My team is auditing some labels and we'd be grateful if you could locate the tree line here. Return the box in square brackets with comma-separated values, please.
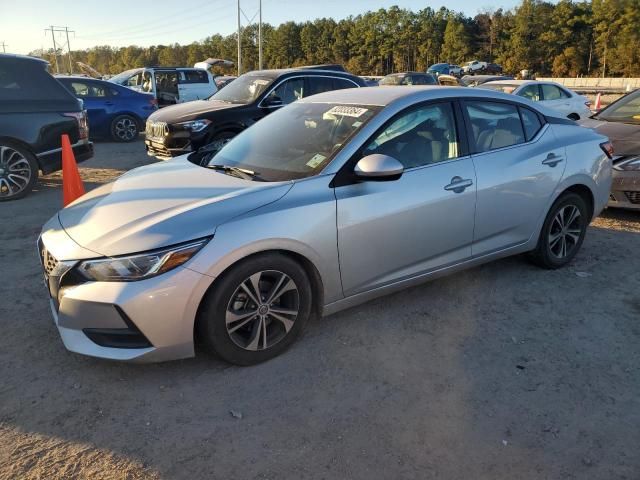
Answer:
[32, 0, 640, 78]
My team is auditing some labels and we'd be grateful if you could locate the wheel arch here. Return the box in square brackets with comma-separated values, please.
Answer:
[193, 247, 326, 342]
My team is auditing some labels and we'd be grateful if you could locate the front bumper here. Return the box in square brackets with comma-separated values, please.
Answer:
[38, 226, 214, 363]
[608, 169, 640, 210]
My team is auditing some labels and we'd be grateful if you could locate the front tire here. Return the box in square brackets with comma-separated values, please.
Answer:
[197, 253, 313, 366]
[111, 115, 139, 142]
[529, 192, 589, 269]
[0, 142, 38, 201]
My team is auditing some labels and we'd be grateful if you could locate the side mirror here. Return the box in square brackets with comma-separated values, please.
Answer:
[262, 97, 283, 108]
[354, 154, 404, 181]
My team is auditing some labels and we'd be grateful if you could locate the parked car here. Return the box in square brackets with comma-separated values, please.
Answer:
[460, 75, 514, 87]
[379, 72, 437, 86]
[360, 76, 383, 86]
[214, 76, 236, 90]
[485, 63, 503, 74]
[57, 76, 158, 142]
[427, 63, 462, 77]
[0, 54, 92, 201]
[39, 86, 612, 364]
[108, 66, 217, 106]
[580, 88, 640, 210]
[462, 60, 488, 74]
[477, 80, 592, 120]
[144, 67, 366, 159]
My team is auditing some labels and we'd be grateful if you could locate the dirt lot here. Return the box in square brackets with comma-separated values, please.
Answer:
[1, 139, 639, 480]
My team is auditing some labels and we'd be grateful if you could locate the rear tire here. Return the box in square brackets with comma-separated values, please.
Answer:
[0, 141, 38, 201]
[110, 115, 139, 142]
[529, 192, 588, 269]
[197, 253, 313, 366]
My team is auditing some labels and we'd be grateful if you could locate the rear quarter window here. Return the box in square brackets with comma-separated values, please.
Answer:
[180, 70, 209, 84]
[0, 62, 73, 102]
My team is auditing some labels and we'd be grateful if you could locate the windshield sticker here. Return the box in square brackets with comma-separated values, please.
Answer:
[352, 121, 363, 128]
[325, 106, 369, 118]
[306, 153, 326, 168]
[253, 79, 271, 85]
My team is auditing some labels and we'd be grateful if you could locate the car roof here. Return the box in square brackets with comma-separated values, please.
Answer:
[0, 53, 48, 65]
[300, 85, 567, 118]
[483, 80, 531, 85]
[244, 68, 356, 78]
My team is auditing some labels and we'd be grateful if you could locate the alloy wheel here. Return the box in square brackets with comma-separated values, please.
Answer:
[225, 270, 300, 351]
[548, 204, 582, 259]
[0, 146, 32, 199]
[115, 117, 137, 141]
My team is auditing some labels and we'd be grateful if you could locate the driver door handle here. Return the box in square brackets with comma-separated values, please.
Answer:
[542, 153, 564, 167]
[444, 176, 473, 193]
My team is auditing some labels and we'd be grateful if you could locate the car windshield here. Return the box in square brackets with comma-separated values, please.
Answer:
[205, 102, 380, 181]
[594, 90, 640, 124]
[379, 75, 404, 86]
[209, 74, 274, 104]
[477, 83, 518, 94]
[108, 69, 140, 84]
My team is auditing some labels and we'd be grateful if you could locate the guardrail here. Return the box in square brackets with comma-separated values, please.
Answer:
[537, 77, 640, 94]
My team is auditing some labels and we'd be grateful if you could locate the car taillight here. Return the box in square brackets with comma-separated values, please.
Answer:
[600, 141, 614, 159]
[64, 111, 89, 140]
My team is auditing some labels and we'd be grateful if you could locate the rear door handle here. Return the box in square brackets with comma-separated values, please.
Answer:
[104, 101, 114, 106]
[444, 176, 473, 193]
[542, 153, 564, 167]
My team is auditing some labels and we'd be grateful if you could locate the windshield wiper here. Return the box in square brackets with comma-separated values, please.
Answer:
[206, 164, 259, 180]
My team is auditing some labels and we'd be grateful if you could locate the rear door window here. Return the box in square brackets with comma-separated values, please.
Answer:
[541, 84, 569, 100]
[332, 78, 358, 90]
[67, 81, 108, 97]
[307, 76, 334, 96]
[465, 101, 526, 152]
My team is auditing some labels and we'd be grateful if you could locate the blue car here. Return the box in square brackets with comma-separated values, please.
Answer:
[56, 76, 158, 142]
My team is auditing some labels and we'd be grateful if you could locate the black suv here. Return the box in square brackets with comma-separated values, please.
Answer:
[144, 67, 366, 159]
[0, 54, 93, 200]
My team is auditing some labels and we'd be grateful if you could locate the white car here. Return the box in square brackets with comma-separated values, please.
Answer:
[478, 80, 592, 120]
[109, 66, 218, 106]
[462, 60, 487, 74]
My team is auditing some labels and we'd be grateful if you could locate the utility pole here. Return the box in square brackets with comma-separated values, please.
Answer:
[44, 26, 75, 74]
[258, 0, 263, 70]
[237, 0, 242, 75]
[237, 1, 263, 74]
[0, 41, 7, 53]
[65, 27, 73, 74]
[45, 26, 60, 73]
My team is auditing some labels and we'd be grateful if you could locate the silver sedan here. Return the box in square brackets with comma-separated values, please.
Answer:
[39, 87, 612, 365]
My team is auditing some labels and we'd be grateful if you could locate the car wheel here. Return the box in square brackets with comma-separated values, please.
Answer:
[111, 115, 139, 142]
[0, 142, 38, 201]
[567, 113, 580, 121]
[197, 253, 313, 365]
[529, 192, 589, 269]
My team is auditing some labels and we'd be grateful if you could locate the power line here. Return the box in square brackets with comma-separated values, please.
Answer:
[237, 0, 263, 74]
[79, 0, 230, 40]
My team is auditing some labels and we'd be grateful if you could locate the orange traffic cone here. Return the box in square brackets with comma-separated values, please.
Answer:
[594, 92, 602, 111]
[61, 134, 85, 206]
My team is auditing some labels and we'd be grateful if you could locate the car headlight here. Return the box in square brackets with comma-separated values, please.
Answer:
[614, 156, 640, 171]
[177, 119, 211, 132]
[77, 238, 209, 282]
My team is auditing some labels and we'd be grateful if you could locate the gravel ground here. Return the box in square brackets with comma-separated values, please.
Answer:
[1, 139, 639, 480]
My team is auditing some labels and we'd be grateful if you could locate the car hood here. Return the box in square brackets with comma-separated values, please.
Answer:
[148, 100, 239, 123]
[57, 157, 292, 257]
[580, 117, 640, 156]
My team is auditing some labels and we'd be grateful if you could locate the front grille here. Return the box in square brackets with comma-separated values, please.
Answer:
[624, 191, 640, 204]
[145, 120, 168, 138]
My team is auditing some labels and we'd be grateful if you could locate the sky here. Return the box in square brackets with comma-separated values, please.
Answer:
[0, 0, 523, 55]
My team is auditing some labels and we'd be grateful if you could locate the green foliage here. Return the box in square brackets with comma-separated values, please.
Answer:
[31, 0, 640, 77]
